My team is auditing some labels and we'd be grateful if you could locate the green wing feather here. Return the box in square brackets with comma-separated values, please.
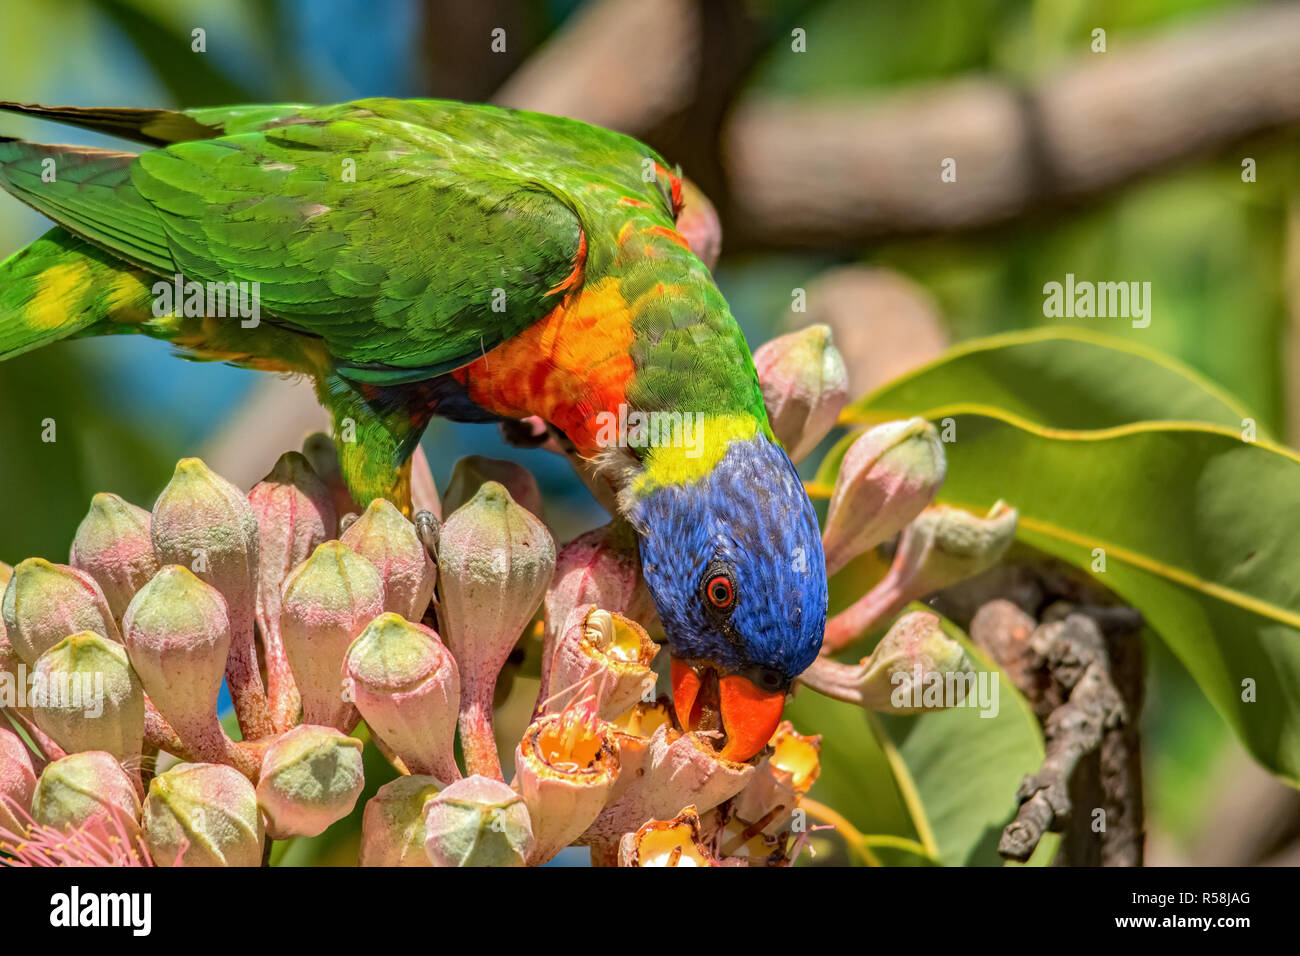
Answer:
[0, 105, 586, 382]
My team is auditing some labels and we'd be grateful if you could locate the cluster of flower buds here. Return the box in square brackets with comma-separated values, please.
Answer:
[756, 326, 1016, 718]
[0, 325, 1019, 867]
[816, 418, 1017, 659]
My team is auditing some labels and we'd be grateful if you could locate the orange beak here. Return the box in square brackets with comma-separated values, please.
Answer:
[671, 658, 787, 763]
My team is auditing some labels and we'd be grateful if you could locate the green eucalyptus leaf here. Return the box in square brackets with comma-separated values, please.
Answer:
[789, 608, 1055, 866]
[816, 407, 1300, 785]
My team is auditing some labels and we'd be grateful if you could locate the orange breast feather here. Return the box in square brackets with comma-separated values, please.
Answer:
[453, 277, 635, 456]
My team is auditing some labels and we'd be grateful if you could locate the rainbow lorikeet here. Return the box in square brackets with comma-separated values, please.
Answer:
[0, 98, 827, 761]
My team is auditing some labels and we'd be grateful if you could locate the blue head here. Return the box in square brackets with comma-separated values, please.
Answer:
[629, 432, 827, 760]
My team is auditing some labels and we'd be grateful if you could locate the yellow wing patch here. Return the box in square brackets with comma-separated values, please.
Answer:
[105, 271, 154, 324]
[25, 261, 92, 331]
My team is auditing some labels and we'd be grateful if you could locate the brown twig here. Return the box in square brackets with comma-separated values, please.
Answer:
[996, 613, 1131, 863]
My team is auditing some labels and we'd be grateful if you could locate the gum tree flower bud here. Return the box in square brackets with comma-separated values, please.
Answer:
[359, 774, 441, 867]
[803, 610, 972, 712]
[345, 613, 460, 785]
[249, 451, 337, 732]
[443, 455, 544, 519]
[618, 806, 719, 867]
[754, 324, 850, 464]
[539, 521, 658, 707]
[340, 499, 436, 621]
[302, 431, 359, 523]
[822, 501, 1017, 653]
[543, 606, 658, 720]
[424, 775, 534, 867]
[0, 725, 37, 837]
[31, 631, 144, 763]
[2, 558, 121, 665]
[256, 724, 365, 839]
[142, 762, 264, 867]
[438, 481, 556, 779]
[677, 178, 722, 271]
[70, 493, 159, 624]
[515, 701, 619, 864]
[280, 542, 385, 732]
[152, 457, 270, 739]
[122, 566, 254, 776]
[31, 751, 140, 835]
[896, 501, 1019, 596]
[822, 418, 946, 575]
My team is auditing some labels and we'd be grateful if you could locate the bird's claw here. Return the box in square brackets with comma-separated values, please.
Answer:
[414, 509, 440, 562]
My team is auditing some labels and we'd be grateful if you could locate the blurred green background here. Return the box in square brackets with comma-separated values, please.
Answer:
[1, 0, 1297, 865]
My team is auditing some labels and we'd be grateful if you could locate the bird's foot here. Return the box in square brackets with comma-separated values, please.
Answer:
[414, 508, 440, 562]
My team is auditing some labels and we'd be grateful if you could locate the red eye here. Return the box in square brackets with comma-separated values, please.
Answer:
[706, 575, 734, 609]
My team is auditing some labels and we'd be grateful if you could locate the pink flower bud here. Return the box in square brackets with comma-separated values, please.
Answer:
[618, 805, 719, 867]
[438, 481, 556, 779]
[514, 701, 619, 864]
[822, 418, 947, 575]
[344, 613, 460, 785]
[804, 610, 972, 712]
[443, 455, 544, 520]
[249, 451, 337, 732]
[340, 499, 436, 621]
[256, 724, 365, 838]
[70, 493, 159, 624]
[143, 762, 264, 867]
[822, 502, 1018, 654]
[543, 606, 658, 720]
[895, 501, 1018, 596]
[122, 566, 244, 769]
[754, 324, 849, 464]
[31, 751, 140, 836]
[2, 558, 120, 665]
[31, 631, 144, 763]
[151, 457, 270, 739]
[677, 178, 722, 271]
[280, 542, 384, 732]
[539, 521, 659, 704]
[0, 724, 37, 838]
[424, 775, 534, 867]
[359, 774, 441, 867]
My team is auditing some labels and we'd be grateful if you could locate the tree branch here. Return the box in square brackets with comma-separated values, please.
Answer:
[723, 2, 1300, 247]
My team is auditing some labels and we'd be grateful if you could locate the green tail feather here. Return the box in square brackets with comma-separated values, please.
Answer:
[0, 101, 222, 147]
[0, 228, 154, 360]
